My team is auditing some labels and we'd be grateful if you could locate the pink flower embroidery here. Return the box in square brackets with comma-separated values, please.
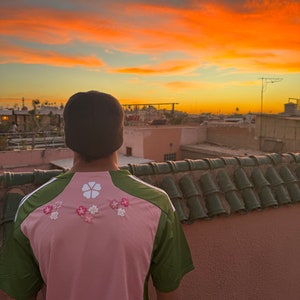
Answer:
[84, 214, 93, 223]
[76, 206, 87, 216]
[120, 198, 129, 207]
[110, 200, 119, 209]
[43, 205, 53, 215]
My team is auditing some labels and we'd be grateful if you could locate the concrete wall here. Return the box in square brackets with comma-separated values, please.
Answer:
[256, 115, 300, 153]
[206, 124, 259, 150]
[121, 126, 205, 162]
[0, 148, 72, 173]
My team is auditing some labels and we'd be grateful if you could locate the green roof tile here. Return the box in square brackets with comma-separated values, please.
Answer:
[2, 152, 300, 228]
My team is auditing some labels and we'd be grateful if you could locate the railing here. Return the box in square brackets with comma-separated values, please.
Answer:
[0, 131, 65, 150]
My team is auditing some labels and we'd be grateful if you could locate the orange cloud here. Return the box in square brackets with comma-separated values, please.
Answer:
[0, 1, 299, 73]
[164, 81, 199, 90]
[0, 43, 104, 67]
[121, 1, 300, 71]
[114, 60, 197, 75]
[0, 6, 126, 45]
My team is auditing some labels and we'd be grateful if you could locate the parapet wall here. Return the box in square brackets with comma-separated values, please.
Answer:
[0, 148, 72, 173]
[206, 124, 259, 150]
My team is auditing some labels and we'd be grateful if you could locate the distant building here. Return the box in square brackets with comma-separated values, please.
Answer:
[282, 98, 300, 117]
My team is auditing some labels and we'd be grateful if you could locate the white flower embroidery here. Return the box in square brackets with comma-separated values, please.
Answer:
[88, 205, 99, 215]
[50, 211, 59, 220]
[82, 182, 101, 199]
[117, 207, 126, 217]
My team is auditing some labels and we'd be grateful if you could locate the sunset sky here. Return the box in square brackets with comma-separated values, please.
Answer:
[0, 0, 299, 114]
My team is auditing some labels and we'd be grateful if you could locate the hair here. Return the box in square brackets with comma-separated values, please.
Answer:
[63, 91, 124, 160]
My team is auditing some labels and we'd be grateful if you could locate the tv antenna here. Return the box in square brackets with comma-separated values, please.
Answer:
[258, 77, 283, 150]
[259, 77, 283, 114]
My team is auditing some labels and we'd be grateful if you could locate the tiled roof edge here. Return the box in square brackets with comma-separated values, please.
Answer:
[1, 153, 300, 187]
[2, 152, 300, 225]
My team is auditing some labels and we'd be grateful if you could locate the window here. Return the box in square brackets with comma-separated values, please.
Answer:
[126, 147, 132, 156]
[164, 153, 176, 161]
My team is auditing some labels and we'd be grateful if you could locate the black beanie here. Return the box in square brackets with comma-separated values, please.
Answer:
[63, 91, 124, 159]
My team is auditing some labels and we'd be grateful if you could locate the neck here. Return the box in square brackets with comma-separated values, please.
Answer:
[69, 152, 119, 173]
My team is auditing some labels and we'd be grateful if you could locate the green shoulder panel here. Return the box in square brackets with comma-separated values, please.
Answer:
[15, 172, 74, 227]
[0, 172, 74, 299]
[110, 170, 173, 216]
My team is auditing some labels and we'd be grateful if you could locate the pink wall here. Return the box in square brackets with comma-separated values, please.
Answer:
[121, 126, 203, 162]
[179, 204, 300, 300]
[144, 127, 183, 162]
[0, 148, 72, 173]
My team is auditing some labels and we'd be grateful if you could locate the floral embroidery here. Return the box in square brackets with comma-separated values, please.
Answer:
[117, 207, 126, 217]
[88, 205, 99, 214]
[50, 211, 59, 220]
[110, 200, 119, 209]
[84, 214, 93, 224]
[76, 204, 99, 223]
[43, 205, 53, 215]
[43, 201, 63, 221]
[110, 198, 130, 217]
[120, 198, 129, 207]
[82, 182, 101, 199]
[54, 201, 62, 209]
[77, 206, 87, 216]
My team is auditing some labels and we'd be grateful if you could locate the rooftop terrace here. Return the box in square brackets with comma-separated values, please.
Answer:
[2, 152, 300, 299]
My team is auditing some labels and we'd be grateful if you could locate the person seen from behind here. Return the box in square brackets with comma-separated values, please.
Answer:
[0, 90, 194, 300]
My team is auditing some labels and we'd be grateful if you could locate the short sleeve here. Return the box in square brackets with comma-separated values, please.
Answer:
[150, 208, 194, 292]
[0, 225, 43, 300]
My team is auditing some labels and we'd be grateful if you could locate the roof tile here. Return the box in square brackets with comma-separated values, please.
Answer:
[2, 153, 300, 228]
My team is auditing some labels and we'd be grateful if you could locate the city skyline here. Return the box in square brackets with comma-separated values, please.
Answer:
[0, 0, 299, 114]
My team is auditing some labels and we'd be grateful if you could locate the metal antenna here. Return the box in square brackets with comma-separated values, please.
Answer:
[259, 77, 283, 114]
[258, 77, 283, 150]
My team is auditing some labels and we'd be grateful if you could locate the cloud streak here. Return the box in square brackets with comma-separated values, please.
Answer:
[0, 0, 299, 80]
[114, 60, 197, 75]
[0, 42, 104, 67]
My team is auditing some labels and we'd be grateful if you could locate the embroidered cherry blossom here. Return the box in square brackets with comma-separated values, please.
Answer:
[88, 205, 99, 215]
[50, 211, 59, 220]
[54, 201, 62, 209]
[110, 200, 119, 209]
[110, 198, 130, 217]
[43, 205, 53, 215]
[77, 205, 99, 223]
[82, 181, 101, 199]
[43, 201, 63, 220]
[77, 206, 87, 216]
[117, 207, 126, 217]
[84, 214, 94, 223]
[120, 198, 129, 207]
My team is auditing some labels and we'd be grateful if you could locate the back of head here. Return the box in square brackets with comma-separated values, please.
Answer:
[63, 91, 124, 160]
